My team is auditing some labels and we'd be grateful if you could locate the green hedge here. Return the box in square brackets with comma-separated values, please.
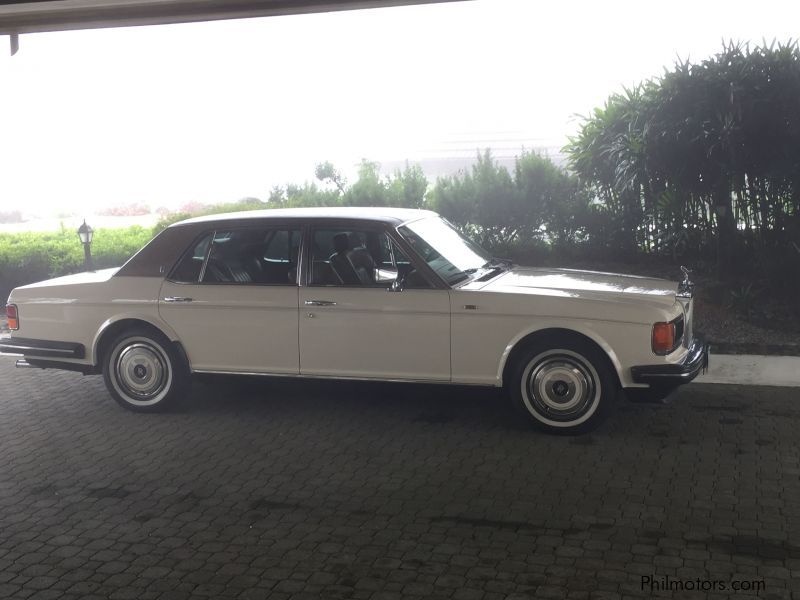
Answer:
[0, 226, 154, 303]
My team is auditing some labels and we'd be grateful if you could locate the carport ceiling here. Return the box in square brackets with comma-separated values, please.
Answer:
[0, 0, 465, 35]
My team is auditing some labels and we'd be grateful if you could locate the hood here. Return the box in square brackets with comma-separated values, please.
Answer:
[15, 267, 119, 290]
[480, 267, 678, 306]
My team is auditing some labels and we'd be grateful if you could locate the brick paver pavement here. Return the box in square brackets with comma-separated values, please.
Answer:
[0, 360, 798, 599]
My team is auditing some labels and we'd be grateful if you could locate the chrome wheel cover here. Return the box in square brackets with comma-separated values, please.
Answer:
[110, 337, 172, 406]
[520, 349, 601, 427]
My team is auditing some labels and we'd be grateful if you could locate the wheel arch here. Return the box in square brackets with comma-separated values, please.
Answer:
[92, 315, 181, 367]
[498, 326, 623, 389]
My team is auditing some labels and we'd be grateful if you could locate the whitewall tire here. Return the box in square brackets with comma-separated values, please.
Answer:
[102, 328, 189, 412]
[509, 339, 616, 434]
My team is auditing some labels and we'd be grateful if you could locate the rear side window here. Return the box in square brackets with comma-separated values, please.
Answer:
[203, 227, 302, 285]
[169, 232, 213, 283]
[263, 229, 300, 263]
[170, 228, 302, 285]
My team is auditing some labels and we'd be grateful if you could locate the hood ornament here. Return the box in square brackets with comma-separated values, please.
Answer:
[677, 265, 694, 298]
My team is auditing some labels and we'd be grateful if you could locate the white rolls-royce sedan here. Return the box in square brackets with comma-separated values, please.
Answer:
[1, 208, 708, 433]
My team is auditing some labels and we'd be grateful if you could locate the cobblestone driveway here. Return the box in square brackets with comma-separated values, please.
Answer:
[0, 360, 798, 600]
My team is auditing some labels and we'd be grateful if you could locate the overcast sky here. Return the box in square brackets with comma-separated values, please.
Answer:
[1, 0, 799, 217]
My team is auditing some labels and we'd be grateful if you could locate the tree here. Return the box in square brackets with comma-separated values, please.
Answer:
[268, 180, 341, 207]
[565, 40, 800, 280]
[344, 160, 388, 206]
[429, 150, 522, 249]
[564, 85, 654, 254]
[430, 150, 588, 251]
[514, 151, 588, 246]
[267, 160, 429, 209]
[314, 161, 347, 195]
[387, 163, 428, 208]
[342, 160, 430, 208]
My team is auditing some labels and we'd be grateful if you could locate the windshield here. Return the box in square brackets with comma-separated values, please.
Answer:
[398, 217, 492, 286]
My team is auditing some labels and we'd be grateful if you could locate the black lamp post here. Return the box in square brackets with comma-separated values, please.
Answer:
[77, 220, 94, 271]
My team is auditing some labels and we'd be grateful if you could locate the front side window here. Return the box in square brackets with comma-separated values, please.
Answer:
[398, 217, 491, 286]
[170, 227, 301, 285]
[309, 228, 429, 288]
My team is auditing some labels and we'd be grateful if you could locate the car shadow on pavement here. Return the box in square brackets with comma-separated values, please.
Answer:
[187, 373, 533, 432]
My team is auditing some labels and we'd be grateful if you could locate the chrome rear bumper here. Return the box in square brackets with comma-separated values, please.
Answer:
[0, 336, 85, 359]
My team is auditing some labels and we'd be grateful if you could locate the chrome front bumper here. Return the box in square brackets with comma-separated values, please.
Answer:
[630, 336, 710, 386]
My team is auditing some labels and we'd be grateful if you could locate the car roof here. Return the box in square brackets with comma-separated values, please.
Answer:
[117, 206, 443, 280]
[172, 207, 438, 227]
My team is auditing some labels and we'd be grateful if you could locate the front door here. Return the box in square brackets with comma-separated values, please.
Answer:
[159, 226, 301, 374]
[299, 225, 450, 381]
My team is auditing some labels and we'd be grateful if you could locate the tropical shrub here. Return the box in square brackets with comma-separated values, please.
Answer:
[429, 150, 588, 254]
[565, 40, 800, 285]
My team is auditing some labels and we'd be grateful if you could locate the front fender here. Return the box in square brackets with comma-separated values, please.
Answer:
[495, 321, 627, 387]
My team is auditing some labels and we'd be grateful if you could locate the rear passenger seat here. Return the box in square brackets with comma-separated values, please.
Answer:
[206, 257, 252, 283]
[205, 242, 257, 283]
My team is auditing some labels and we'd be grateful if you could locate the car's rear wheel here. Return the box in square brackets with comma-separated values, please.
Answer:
[102, 328, 188, 412]
[509, 339, 617, 434]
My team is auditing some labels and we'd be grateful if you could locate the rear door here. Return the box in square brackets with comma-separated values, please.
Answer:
[159, 225, 301, 373]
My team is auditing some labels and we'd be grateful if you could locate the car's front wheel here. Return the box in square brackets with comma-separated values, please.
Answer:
[509, 338, 617, 434]
[102, 328, 189, 412]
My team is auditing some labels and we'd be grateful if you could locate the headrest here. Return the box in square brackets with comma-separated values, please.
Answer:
[212, 239, 236, 258]
[333, 233, 349, 253]
[348, 232, 363, 249]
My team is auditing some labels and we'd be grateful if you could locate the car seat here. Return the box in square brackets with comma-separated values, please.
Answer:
[329, 233, 362, 285]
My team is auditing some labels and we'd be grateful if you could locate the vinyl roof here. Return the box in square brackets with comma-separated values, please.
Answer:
[172, 206, 437, 227]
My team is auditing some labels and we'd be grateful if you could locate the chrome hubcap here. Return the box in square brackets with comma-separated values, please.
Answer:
[114, 342, 169, 402]
[523, 352, 598, 424]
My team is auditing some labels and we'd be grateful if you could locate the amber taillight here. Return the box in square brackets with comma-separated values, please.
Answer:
[6, 304, 19, 330]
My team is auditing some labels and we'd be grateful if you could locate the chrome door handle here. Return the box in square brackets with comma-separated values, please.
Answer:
[163, 296, 193, 303]
[304, 300, 336, 306]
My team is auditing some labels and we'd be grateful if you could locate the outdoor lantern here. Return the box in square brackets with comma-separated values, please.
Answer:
[77, 220, 94, 271]
[77, 220, 93, 245]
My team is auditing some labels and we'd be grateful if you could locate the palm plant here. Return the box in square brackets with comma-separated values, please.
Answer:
[565, 40, 800, 283]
